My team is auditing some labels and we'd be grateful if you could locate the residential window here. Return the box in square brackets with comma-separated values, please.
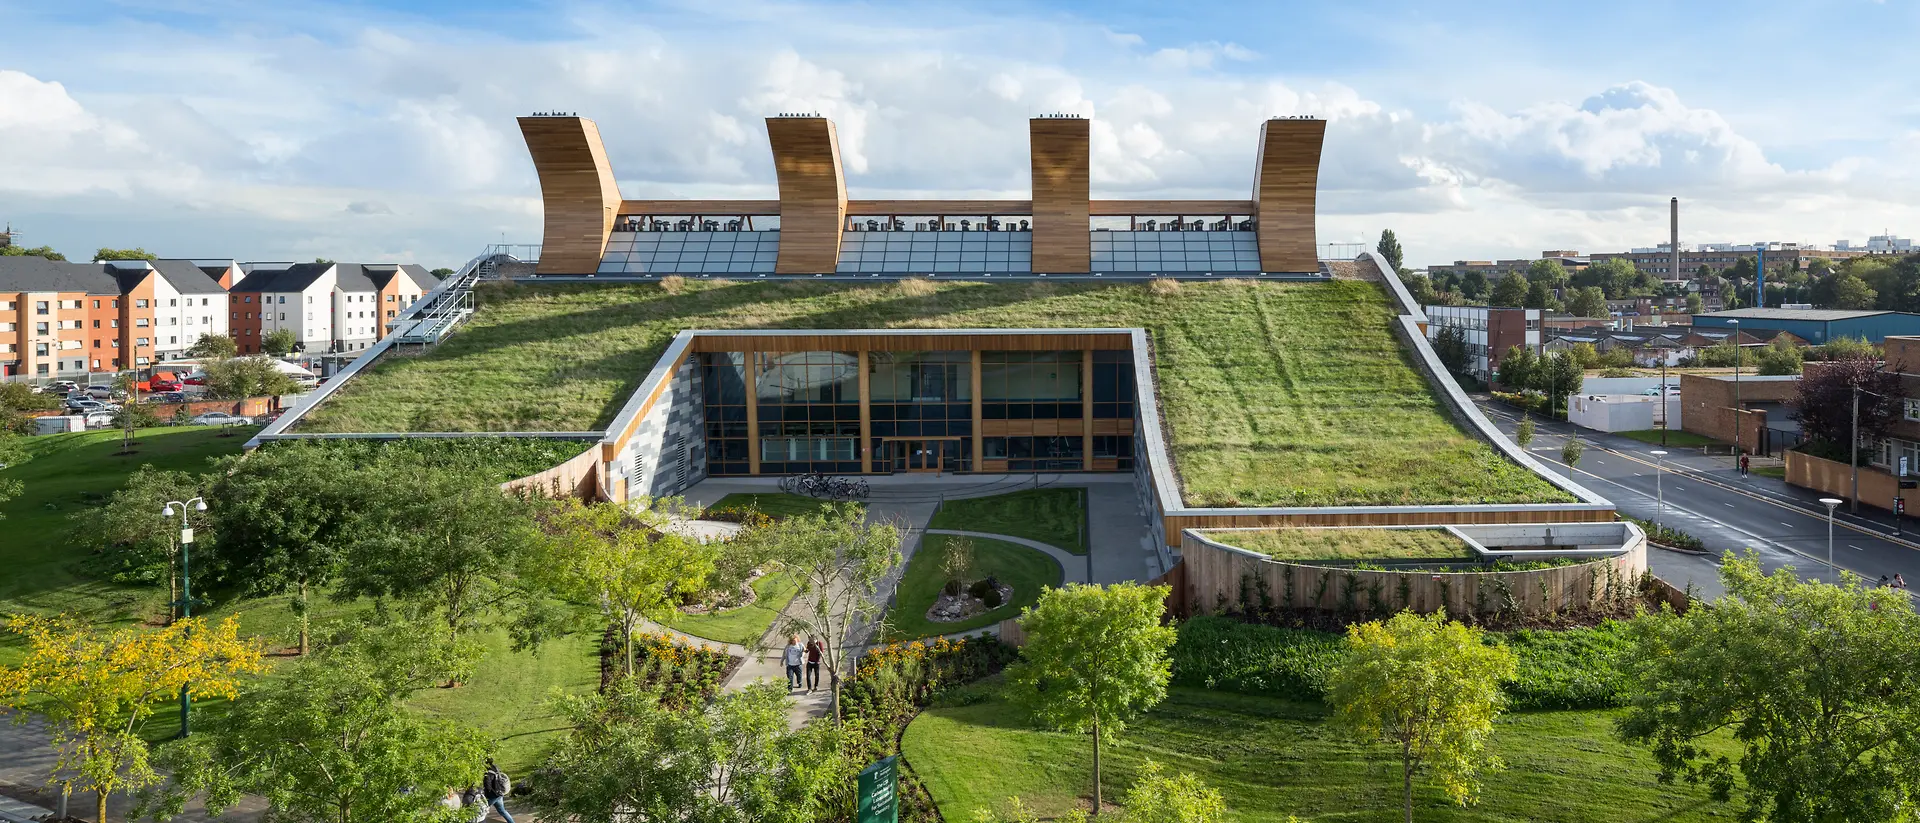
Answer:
[1906, 399, 1920, 423]
[35, 322, 48, 335]
[386, 295, 395, 302]
[35, 301, 48, 315]
[91, 320, 99, 328]
[34, 343, 49, 356]
[135, 299, 149, 308]
[169, 298, 177, 306]
[136, 338, 149, 347]
[91, 299, 100, 309]
[278, 296, 286, 304]
[136, 318, 149, 327]
[111, 299, 119, 308]
[111, 340, 119, 348]
[110, 320, 118, 328]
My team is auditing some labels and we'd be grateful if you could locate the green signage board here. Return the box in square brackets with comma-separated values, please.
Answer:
[857, 755, 899, 823]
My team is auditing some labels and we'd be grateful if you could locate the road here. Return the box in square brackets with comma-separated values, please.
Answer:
[1475, 398, 1920, 600]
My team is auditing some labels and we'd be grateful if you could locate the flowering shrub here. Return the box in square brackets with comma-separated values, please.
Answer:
[703, 507, 775, 529]
[603, 630, 733, 709]
[841, 635, 1019, 822]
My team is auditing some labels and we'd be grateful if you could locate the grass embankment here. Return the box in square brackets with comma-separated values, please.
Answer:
[0, 429, 597, 772]
[1615, 429, 1721, 448]
[300, 279, 1571, 507]
[884, 535, 1063, 640]
[706, 492, 840, 519]
[928, 487, 1088, 555]
[664, 572, 802, 647]
[904, 686, 1738, 823]
[1215, 527, 1469, 562]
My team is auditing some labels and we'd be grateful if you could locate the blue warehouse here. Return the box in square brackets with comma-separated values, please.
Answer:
[1691, 308, 1920, 345]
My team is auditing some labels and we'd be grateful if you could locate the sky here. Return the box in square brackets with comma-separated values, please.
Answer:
[3, 0, 1919, 269]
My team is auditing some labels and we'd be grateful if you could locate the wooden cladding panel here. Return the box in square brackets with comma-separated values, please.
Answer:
[519, 117, 622, 275]
[1161, 507, 1617, 551]
[1030, 119, 1091, 273]
[688, 332, 1131, 353]
[1088, 200, 1257, 216]
[980, 419, 1086, 437]
[1092, 418, 1136, 436]
[1252, 119, 1327, 274]
[620, 200, 780, 216]
[767, 118, 847, 274]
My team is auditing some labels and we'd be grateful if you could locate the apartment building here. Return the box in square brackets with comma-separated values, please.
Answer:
[1422, 305, 1542, 384]
[331, 264, 437, 352]
[0, 257, 132, 378]
[231, 262, 439, 355]
[1427, 251, 1588, 281]
[1592, 242, 1871, 277]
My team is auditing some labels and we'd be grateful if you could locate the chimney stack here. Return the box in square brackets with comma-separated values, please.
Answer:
[1670, 197, 1680, 282]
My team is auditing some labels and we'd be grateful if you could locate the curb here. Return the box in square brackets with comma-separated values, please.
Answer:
[1648, 540, 1711, 557]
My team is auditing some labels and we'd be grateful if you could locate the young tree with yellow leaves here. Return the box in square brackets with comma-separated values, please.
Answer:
[1327, 611, 1517, 823]
[0, 614, 264, 822]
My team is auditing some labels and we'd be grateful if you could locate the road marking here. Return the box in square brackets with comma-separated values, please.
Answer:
[1851, 545, 1865, 551]
[1781, 522, 1793, 528]
[1724, 503, 1736, 508]
[1675, 485, 1687, 491]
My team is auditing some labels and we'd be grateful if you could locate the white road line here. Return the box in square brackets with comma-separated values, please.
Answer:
[1852, 545, 1866, 551]
[1725, 502, 1736, 508]
[1781, 522, 1793, 528]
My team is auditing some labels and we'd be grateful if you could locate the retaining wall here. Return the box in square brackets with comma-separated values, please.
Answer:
[1786, 448, 1901, 513]
[501, 444, 603, 500]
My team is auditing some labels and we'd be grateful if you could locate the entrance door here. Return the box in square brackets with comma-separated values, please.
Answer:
[886, 439, 953, 473]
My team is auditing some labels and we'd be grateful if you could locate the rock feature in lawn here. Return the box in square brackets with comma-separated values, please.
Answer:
[680, 568, 768, 616]
[928, 582, 1014, 623]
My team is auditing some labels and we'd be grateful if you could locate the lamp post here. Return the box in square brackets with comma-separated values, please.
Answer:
[163, 496, 208, 738]
[1728, 319, 1741, 459]
[1820, 498, 1843, 585]
[1651, 450, 1668, 528]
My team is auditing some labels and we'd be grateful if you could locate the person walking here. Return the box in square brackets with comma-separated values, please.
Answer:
[783, 635, 804, 690]
[478, 759, 515, 823]
[804, 635, 824, 692]
[1896, 573, 1908, 590]
[1739, 454, 1750, 477]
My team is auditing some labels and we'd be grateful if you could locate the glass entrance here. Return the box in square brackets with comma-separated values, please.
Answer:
[887, 439, 960, 472]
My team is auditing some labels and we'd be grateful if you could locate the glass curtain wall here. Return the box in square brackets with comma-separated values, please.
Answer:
[979, 351, 1081, 419]
[756, 351, 861, 473]
[869, 351, 973, 471]
[700, 352, 750, 476]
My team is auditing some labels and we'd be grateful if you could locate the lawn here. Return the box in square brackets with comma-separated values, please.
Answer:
[1212, 527, 1470, 562]
[884, 534, 1063, 640]
[707, 491, 843, 519]
[904, 685, 1738, 822]
[663, 571, 802, 647]
[408, 627, 600, 773]
[1615, 429, 1721, 448]
[1752, 465, 1786, 479]
[299, 279, 1572, 507]
[928, 487, 1088, 554]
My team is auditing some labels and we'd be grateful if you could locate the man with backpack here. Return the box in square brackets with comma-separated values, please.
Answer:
[478, 759, 515, 823]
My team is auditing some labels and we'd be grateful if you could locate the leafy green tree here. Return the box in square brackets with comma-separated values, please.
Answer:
[338, 467, 543, 652]
[1495, 345, 1536, 391]
[1489, 274, 1528, 308]
[70, 467, 208, 611]
[0, 382, 58, 412]
[1816, 335, 1876, 362]
[1532, 351, 1583, 415]
[186, 334, 238, 360]
[203, 355, 299, 400]
[260, 327, 298, 356]
[1684, 293, 1704, 314]
[1565, 286, 1608, 319]
[0, 244, 66, 261]
[530, 497, 718, 677]
[772, 502, 901, 722]
[429, 267, 455, 277]
[1753, 338, 1804, 376]
[1120, 760, 1230, 823]
[1327, 612, 1517, 823]
[1432, 326, 1470, 377]
[207, 445, 368, 655]
[1618, 554, 1920, 823]
[1523, 281, 1560, 311]
[1459, 270, 1488, 301]
[536, 680, 853, 823]
[93, 247, 158, 262]
[1566, 342, 1601, 370]
[140, 621, 488, 823]
[1560, 437, 1585, 473]
[1514, 414, 1534, 451]
[1401, 273, 1438, 306]
[1009, 582, 1177, 815]
[1376, 229, 1405, 273]
[1525, 258, 1570, 289]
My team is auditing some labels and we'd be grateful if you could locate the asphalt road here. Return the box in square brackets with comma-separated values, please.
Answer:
[1475, 399, 1920, 601]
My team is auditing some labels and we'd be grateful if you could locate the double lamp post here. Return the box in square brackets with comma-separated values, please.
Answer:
[163, 496, 207, 738]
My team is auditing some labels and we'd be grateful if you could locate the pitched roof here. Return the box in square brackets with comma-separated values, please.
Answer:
[0, 256, 123, 293]
[1700, 308, 1899, 322]
[231, 262, 332, 294]
[150, 259, 227, 294]
[362, 263, 439, 292]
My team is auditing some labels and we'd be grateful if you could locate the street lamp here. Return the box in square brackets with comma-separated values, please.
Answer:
[1728, 319, 1741, 459]
[163, 496, 208, 738]
[1820, 497, 1843, 585]
[1651, 450, 1668, 528]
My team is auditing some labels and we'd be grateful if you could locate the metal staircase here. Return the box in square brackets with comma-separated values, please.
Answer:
[392, 252, 512, 345]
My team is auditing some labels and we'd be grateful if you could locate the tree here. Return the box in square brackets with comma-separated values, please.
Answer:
[1119, 760, 1229, 823]
[186, 333, 238, 360]
[338, 467, 544, 653]
[1565, 286, 1608, 319]
[1791, 353, 1903, 449]
[536, 680, 852, 823]
[1495, 345, 1536, 391]
[1401, 273, 1438, 306]
[0, 244, 66, 261]
[1459, 270, 1489, 301]
[1432, 326, 1470, 378]
[1753, 338, 1804, 376]
[1618, 554, 1920, 823]
[93, 247, 158, 262]
[202, 355, 300, 400]
[1376, 229, 1405, 274]
[1684, 293, 1704, 315]
[260, 327, 298, 356]
[1008, 582, 1177, 815]
[0, 614, 264, 823]
[1533, 351, 1582, 415]
[112, 372, 148, 454]
[141, 622, 488, 823]
[1489, 274, 1528, 308]
[531, 497, 719, 678]
[429, 267, 455, 277]
[1815, 335, 1876, 362]
[1326, 612, 1517, 823]
[70, 467, 208, 616]
[1524, 258, 1570, 289]
[1523, 281, 1560, 311]
[1567, 341, 1601, 370]
[0, 382, 58, 413]
[1827, 272, 1877, 310]
[941, 534, 976, 593]
[1514, 414, 1534, 451]
[1561, 437, 1585, 474]
[207, 445, 368, 655]
[772, 502, 902, 723]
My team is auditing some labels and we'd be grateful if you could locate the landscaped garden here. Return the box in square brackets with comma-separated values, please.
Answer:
[927, 487, 1088, 554]
[298, 279, 1572, 507]
[663, 571, 802, 646]
[884, 534, 1063, 640]
[1217, 527, 1469, 563]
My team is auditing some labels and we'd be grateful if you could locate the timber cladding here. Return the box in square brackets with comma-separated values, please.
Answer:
[1253, 119, 1326, 274]
[767, 117, 848, 274]
[1029, 118, 1092, 273]
[1160, 507, 1618, 550]
[519, 117, 622, 275]
[1178, 530, 1647, 618]
[686, 331, 1132, 352]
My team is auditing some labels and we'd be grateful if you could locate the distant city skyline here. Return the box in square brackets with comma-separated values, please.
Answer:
[4, 0, 1920, 268]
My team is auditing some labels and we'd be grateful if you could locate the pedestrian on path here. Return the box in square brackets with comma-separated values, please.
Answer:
[1896, 573, 1909, 590]
[783, 635, 804, 690]
[478, 759, 515, 823]
[1740, 455, 1750, 477]
[805, 635, 823, 692]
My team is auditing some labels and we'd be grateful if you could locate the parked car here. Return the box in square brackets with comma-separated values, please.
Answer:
[191, 412, 253, 426]
[67, 399, 110, 414]
[150, 391, 187, 404]
[84, 410, 117, 429]
[83, 385, 124, 400]
[1640, 385, 1680, 396]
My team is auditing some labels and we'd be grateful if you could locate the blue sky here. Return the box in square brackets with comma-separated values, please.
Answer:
[2, 0, 1917, 267]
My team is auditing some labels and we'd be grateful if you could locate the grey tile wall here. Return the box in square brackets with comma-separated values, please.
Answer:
[624, 357, 708, 498]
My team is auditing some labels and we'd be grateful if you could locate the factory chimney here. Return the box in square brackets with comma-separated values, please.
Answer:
[1670, 198, 1680, 284]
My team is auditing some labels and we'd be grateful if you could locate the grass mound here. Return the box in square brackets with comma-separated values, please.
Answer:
[300, 279, 1571, 507]
[1216, 527, 1468, 562]
[884, 534, 1063, 640]
[927, 487, 1088, 554]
